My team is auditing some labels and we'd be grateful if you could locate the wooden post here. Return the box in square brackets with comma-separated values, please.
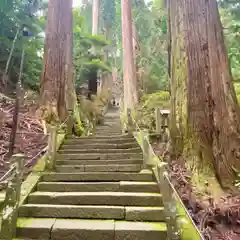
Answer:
[67, 109, 74, 137]
[155, 108, 161, 135]
[160, 109, 170, 142]
[126, 108, 133, 134]
[142, 130, 152, 169]
[0, 154, 24, 239]
[46, 126, 57, 171]
[158, 163, 180, 240]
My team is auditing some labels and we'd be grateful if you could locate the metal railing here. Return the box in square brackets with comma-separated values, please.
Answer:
[124, 107, 205, 240]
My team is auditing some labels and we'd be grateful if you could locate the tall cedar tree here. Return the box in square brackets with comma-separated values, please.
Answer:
[40, 0, 73, 121]
[169, 0, 240, 188]
[121, 0, 138, 110]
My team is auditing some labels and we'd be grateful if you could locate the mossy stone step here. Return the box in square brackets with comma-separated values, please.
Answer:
[27, 192, 163, 206]
[125, 206, 165, 221]
[56, 159, 143, 166]
[58, 147, 141, 154]
[60, 142, 139, 149]
[16, 218, 55, 239]
[94, 131, 122, 135]
[55, 164, 142, 173]
[63, 140, 137, 146]
[16, 218, 167, 240]
[114, 221, 167, 240]
[95, 128, 121, 131]
[37, 181, 159, 193]
[70, 134, 132, 140]
[19, 204, 165, 221]
[58, 152, 142, 160]
[63, 138, 136, 145]
[41, 171, 153, 182]
[19, 204, 125, 219]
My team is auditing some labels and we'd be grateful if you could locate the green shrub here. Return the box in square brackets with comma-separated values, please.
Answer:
[77, 89, 112, 134]
[234, 83, 240, 103]
[134, 91, 170, 132]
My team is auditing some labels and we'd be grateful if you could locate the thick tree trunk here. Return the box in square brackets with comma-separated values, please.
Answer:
[40, 0, 73, 122]
[132, 24, 142, 96]
[92, 0, 100, 35]
[89, 0, 100, 98]
[207, 0, 240, 186]
[65, 10, 74, 112]
[121, 0, 138, 111]
[169, 0, 240, 188]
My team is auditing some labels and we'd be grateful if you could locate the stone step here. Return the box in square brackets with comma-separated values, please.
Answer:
[95, 125, 120, 127]
[103, 116, 119, 119]
[61, 142, 139, 149]
[28, 192, 163, 206]
[95, 127, 121, 131]
[16, 218, 167, 240]
[96, 124, 121, 128]
[63, 137, 136, 145]
[56, 159, 143, 165]
[100, 124, 121, 128]
[41, 171, 153, 182]
[37, 181, 159, 193]
[94, 133, 122, 136]
[19, 204, 165, 221]
[95, 128, 121, 131]
[94, 131, 122, 134]
[58, 147, 141, 154]
[70, 134, 132, 140]
[104, 115, 119, 118]
[95, 129, 121, 132]
[58, 152, 142, 160]
[55, 164, 142, 173]
[114, 221, 167, 240]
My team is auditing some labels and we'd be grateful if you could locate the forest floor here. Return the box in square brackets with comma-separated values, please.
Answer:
[152, 140, 240, 240]
[0, 93, 47, 186]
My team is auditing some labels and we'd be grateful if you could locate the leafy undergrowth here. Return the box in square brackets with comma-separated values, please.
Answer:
[152, 140, 240, 240]
[0, 93, 47, 185]
[134, 91, 170, 132]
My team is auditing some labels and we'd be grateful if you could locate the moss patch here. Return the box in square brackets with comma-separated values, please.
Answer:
[176, 198, 202, 240]
[183, 135, 223, 199]
[19, 133, 65, 206]
[134, 130, 203, 239]
[133, 91, 170, 132]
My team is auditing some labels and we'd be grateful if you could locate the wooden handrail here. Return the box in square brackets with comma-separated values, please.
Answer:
[0, 124, 64, 238]
[46, 126, 58, 171]
[66, 109, 74, 137]
[0, 154, 24, 239]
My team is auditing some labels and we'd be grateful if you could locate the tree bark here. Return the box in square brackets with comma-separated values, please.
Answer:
[169, 0, 240, 188]
[89, 0, 100, 98]
[206, 0, 240, 186]
[92, 0, 100, 35]
[65, 6, 74, 112]
[121, 0, 138, 111]
[40, 0, 73, 122]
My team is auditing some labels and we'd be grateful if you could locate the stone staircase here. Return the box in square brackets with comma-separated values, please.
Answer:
[15, 110, 167, 239]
